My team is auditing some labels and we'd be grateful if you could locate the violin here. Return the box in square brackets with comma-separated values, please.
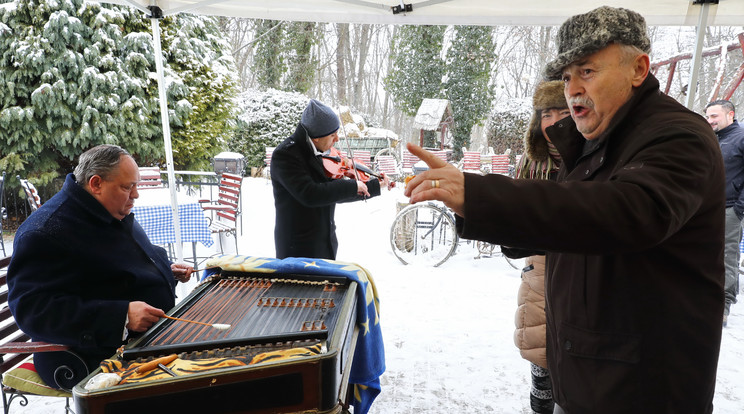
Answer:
[321, 147, 395, 189]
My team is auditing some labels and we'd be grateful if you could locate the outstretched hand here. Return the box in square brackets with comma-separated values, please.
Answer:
[403, 143, 466, 217]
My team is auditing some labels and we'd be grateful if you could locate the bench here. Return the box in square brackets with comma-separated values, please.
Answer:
[0, 256, 85, 413]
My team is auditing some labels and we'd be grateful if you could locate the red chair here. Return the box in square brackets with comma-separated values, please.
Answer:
[137, 167, 163, 189]
[461, 150, 482, 174]
[263, 147, 275, 178]
[491, 154, 510, 175]
[199, 173, 243, 253]
[17, 177, 41, 212]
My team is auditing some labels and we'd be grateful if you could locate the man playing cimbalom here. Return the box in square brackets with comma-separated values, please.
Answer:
[404, 6, 724, 414]
[705, 99, 744, 327]
[8, 145, 194, 390]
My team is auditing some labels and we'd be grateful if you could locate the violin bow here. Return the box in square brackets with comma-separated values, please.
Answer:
[337, 105, 366, 198]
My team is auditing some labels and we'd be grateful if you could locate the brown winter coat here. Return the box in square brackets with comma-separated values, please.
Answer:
[513, 255, 548, 368]
[457, 74, 724, 413]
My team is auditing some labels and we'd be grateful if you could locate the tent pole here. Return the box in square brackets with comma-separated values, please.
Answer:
[150, 13, 185, 264]
[685, 1, 711, 110]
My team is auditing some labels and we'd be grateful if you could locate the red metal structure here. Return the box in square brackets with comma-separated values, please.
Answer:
[651, 32, 744, 102]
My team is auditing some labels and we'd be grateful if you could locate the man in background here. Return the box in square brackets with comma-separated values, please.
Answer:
[706, 99, 744, 326]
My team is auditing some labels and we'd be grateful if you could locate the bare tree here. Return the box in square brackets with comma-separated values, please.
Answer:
[336, 23, 349, 103]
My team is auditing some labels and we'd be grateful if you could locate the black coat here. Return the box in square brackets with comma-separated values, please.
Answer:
[271, 124, 381, 260]
[457, 74, 724, 413]
[716, 121, 744, 215]
[8, 174, 176, 389]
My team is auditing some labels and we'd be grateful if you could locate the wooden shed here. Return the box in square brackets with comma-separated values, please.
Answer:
[412, 99, 453, 150]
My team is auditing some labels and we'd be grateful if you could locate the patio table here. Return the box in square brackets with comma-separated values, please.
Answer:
[132, 188, 213, 250]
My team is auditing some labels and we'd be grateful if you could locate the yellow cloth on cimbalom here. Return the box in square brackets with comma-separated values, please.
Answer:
[100, 343, 323, 385]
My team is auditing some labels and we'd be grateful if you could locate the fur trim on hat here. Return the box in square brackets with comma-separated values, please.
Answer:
[524, 81, 567, 163]
[544, 6, 650, 80]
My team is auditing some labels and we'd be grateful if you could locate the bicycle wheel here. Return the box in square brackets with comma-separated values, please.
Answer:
[390, 203, 458, 267]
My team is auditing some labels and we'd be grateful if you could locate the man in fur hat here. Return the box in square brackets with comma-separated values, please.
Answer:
[404, 6, 724, 413]
[271, 99, 390, 260]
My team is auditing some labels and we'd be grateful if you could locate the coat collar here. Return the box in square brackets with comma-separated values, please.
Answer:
[62, 174, 130, 226]
[289, 123, 329, 179]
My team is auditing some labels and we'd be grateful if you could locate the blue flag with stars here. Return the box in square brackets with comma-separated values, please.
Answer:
[201, 255, 385, 414]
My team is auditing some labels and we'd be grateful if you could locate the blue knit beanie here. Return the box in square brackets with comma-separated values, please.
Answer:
[301, 99, 340, 139]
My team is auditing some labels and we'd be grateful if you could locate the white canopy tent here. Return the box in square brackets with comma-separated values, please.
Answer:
[95, 0, 742, 262]
[101, 0, 744, 26]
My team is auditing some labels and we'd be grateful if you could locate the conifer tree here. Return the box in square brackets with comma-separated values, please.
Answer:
[253, 20, 285, 89]
[252, 20, 318, 94]
[284, 21, 318, 94]
[443, 26, 495, 158]
[161, 13, 238, 171]
[384, 25, 446, 117]
[0, 0, 238, 186]
[0, 0, 158, 185]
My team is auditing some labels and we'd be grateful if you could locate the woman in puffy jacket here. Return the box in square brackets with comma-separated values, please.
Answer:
[511, 80, 569, 414]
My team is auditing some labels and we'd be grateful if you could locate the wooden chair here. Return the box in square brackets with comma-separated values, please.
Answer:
[375, 155, 399, 179]
[199, 172, 243, 254]
[137, 167, 163, 189]
[16, 177, 41, 213]
[401, 149, 420, 175]
[491, 154, 510, 176]
[461, 149, 482, 174]
[0, 256, 85, 413]
[0, 172, 6, 257]
[352, 150, 371, 168]
[263, 147, 275, 178]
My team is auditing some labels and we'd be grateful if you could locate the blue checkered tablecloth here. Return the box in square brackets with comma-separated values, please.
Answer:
[133, 201, 213, 248]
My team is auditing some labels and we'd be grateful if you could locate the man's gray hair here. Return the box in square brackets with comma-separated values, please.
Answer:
[74, 145, 131, 187]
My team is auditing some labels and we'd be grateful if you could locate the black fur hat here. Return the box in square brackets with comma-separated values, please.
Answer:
[544, 6, 651, 80]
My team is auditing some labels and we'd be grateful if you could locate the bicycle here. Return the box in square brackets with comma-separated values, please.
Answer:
[389, 201, 519, 268]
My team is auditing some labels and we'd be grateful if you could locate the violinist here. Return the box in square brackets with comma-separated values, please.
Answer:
[271, 99, 391, 260]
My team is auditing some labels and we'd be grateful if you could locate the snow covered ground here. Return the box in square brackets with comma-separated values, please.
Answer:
[9, 177, 744, 413]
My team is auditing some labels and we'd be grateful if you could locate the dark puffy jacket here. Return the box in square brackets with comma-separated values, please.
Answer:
[716, 121, 744, 216]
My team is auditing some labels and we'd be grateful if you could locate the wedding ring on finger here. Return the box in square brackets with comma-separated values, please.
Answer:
[431, 179, 440, 189]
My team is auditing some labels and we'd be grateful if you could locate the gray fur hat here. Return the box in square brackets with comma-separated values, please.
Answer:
[524, 81, 567, 162]
[544, 6, 651, 80]
[301, 99, 340, 139]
